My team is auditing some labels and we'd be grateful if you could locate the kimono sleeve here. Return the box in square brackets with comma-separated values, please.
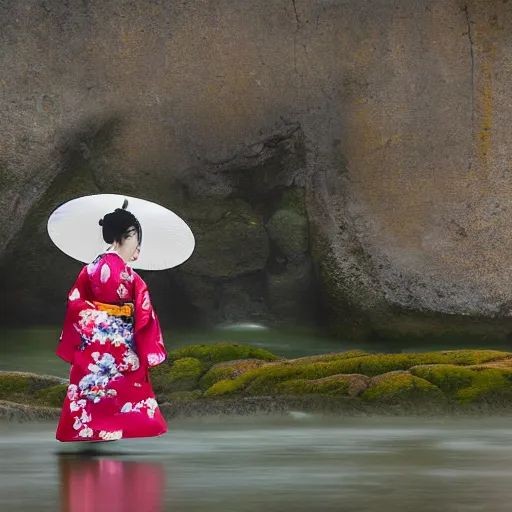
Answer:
[56, 267, 96, 363]
[133, 273, 166, 367]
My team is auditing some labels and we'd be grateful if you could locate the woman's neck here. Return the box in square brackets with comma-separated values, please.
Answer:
[108, 244, 130, 264]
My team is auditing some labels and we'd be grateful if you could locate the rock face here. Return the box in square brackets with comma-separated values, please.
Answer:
[1, 0, 512, 339]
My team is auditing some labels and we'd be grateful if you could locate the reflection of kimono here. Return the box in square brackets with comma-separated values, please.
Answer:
[56, 252, 167, 442]
[59, 457, 166, 512]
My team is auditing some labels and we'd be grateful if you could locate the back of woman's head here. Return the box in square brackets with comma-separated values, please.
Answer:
[99, 199, 142, 245]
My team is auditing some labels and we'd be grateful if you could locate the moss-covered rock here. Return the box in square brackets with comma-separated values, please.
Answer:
[36, 384, 68, 408]
[199, 359, 267, 390]
[362, 371, 447, 405]
[168, 343, 280, 368]
[167, 390, 203, 401]
[283, 350, 369, 366]
[280, 188, 307, 216]
[410, 364, 512, 404]
[266, 209, 308, 256]
[150, 357, 204, 394]
[0, 400, 61, 422]
[3, 347, 512, 417]
[202, 350, 510, 397]
[309, 224, 387, 341]
[0, 372, 65, 404]
[178, 198, 269, 279]
[203, 379, 242, 397]
[276, 374, 369, 397]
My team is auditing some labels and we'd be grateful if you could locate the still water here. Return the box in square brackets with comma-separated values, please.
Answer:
[1, 415, 512, 511]
[2, 325, 512, 378]
[2, 328, 512, 510]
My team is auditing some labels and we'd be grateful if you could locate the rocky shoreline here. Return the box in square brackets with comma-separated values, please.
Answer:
[3, 343, 512, 422]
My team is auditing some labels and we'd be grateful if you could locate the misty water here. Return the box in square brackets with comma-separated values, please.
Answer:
[2, 326, 512, 511]
[1, 415, 512, 511]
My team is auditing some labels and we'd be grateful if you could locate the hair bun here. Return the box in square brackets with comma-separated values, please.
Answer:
[98, 219, 104, 226]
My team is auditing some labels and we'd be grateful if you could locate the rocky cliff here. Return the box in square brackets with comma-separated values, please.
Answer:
[1, 0, 512, 341]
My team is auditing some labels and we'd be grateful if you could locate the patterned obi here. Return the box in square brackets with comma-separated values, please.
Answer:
[77, 301, 136, 353]
[94, 301, 134, 321]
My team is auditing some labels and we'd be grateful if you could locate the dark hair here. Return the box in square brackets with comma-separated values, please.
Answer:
[98, 199, 142, 246]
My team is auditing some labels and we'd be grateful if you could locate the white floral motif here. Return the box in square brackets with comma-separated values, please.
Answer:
[70, 395, 93, 438]
[99, 430, 123, 441]
[67, 384, 79, 401]
[118, 350, 140, 372]
[100, 263, 111, 283]
[120, 403, 133, 413]
[87, 260, 99, 276]
[120, 398, 158, 418]
[147, 353, 165, 366]
[117, 283, 129, 299]
[146, 398, 158, 418]
[69, 288, 80, 301]
[142, 292, 150, 311]
[120, 271, 134, 283]
[79, 427, 94, 438]
[80, 409, 91, 424]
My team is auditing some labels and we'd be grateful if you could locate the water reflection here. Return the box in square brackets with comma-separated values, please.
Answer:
[58, 455, 166, 512]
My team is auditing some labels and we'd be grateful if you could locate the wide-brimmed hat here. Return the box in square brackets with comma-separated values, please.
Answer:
[47, 194, 195, 271]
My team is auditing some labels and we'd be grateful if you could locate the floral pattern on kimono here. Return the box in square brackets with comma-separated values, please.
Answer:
[55, 252, 167, 443]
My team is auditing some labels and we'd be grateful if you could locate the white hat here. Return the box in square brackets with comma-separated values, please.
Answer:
[47, 194, 195, 271]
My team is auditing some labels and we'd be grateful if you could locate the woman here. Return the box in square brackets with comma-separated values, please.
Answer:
[55, 203, 167, 442]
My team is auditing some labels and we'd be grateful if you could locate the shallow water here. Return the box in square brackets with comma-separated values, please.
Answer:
[2, 326, 512, 378]
[1, 415, 512, 511]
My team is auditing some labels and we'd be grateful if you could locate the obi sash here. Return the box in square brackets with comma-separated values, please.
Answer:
[93, 301, 134, 319]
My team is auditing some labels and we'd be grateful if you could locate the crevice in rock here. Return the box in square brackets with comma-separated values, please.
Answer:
[462, 1, 475, 170]
[291, 0, 301, 86]
[291, 0, 300, 26]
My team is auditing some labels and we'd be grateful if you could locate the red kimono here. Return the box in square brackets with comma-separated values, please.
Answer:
[56, 252, 167, 442]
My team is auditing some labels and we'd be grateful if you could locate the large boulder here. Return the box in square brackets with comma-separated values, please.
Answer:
[2, 0, 512, 340]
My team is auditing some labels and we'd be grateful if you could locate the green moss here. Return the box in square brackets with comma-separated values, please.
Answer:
[275, 374, 368, 397]
[280, 187, 306, 216]
[203, 350, 510, 397]
[309, 226, 382, 341]
[266, 209, 308, 255]
[169, 343, 279, 368]
[36, 384, 68, 408]
[0, 374, 30, 401]
[0, 373, 64, 404]
[150, 357, 204, 394]
[411, 364, 512, 404]
[362, 372, 446, 404]
[199, 360, 266, 390]
[285, 350, 369, 365]
[203, 379, 242, 397]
